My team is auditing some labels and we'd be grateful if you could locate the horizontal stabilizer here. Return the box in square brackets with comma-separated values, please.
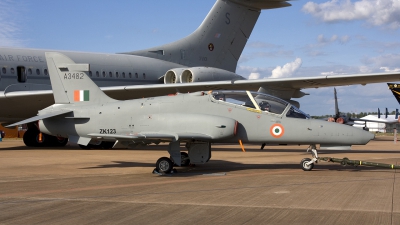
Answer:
[6, 110, 72, 127]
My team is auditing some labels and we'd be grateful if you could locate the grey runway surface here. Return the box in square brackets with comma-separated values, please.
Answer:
[1, 136, 400, 224]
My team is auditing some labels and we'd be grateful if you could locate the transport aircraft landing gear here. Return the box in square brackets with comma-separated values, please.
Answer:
[23, 127, 68, 147]
[300, 144, 318, 171]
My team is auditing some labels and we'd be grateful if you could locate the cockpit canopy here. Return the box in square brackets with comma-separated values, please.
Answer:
[211, 90, 310, 119]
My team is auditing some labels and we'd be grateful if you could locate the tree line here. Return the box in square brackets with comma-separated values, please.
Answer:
[311, 111, 398, 119]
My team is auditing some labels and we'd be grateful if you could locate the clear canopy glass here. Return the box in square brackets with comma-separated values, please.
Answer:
[210, 90, 309, 119]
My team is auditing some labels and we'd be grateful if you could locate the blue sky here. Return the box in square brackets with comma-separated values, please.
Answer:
[1, 0, 400, 115]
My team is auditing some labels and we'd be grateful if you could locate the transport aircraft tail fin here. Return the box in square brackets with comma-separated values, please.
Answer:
[123, 0, 291, 72]
[45, 52, 116, 105]
[388, 83, 400, 105]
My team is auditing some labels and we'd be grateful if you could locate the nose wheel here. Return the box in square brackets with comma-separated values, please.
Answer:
[301, 158, 314, 171]
[300, 144, 318, 171]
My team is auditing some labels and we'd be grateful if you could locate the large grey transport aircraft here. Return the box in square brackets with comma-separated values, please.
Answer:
[7, 52, 375, 172]
[1, 0, 399, 146]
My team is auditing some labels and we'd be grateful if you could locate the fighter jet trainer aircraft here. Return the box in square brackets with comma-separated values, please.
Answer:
[7, 52, 375, 172]
[1, 0, 399, 147]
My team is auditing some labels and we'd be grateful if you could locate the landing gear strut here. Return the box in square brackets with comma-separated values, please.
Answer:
[300, 144, 318, 171]
[180, 152, 190, 167]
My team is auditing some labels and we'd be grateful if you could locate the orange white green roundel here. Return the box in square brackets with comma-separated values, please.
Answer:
[270, 124, 284, 138]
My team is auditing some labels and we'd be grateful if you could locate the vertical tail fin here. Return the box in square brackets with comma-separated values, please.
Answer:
[378, 108, 381, 118]
[387, 83, 400, 105]
[334, 88, 339, 117]
[45, 52, 116, 104]
[385, 108, 388, 119]
[124, 0, 291, 72]
[396, 109, 399, 119]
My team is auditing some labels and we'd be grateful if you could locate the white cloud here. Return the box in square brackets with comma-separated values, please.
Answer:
[238, 50, 294, 63]
[362, 53, 400, 68]
[339, 35, 350, 44]
[317, 34, 349, 44]
[303, 34, 350, 56]
[0, 0, 25, 47]
[359, 66, 374, 73]
[321, 71, 339, 75]
[380, 67, 400, 72]
[247, 41, 282, 49]
[248, 72, 260, 79]
[302, 0, 400, 29]
[269, 58, 302, 78]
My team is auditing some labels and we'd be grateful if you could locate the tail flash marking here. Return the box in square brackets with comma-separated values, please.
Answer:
[74, 90, 89, 102]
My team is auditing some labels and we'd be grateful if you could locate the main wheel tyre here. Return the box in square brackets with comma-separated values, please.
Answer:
[23, 129, 37, 147]
[156, 157, 173, 174]
[48, 136, 68, 147]
[180, 152, 190, 167]
[99, 141, 115, 149]
[23, 129, 47, 147]
[301, 158, 314, 171]
[79, 144, 91, 149]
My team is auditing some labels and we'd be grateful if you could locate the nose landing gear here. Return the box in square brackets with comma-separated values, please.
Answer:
[301, 144, 318, 171]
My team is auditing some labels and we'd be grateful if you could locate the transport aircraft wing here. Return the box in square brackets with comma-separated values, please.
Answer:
[3, 72, 400, 101]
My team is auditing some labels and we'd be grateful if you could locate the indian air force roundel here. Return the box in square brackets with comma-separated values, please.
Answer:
[270, 124, 284, 138]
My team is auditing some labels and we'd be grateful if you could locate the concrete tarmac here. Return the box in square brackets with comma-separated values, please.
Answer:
[1, 136, 400, 224]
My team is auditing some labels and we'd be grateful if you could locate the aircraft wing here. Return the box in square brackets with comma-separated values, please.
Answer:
[118, 72, 400, 99]
[2, 71, 400, 102]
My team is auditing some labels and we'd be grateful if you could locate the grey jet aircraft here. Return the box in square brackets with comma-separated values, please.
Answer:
[7, 52, 375, 172]
[1, 0, 399, 147]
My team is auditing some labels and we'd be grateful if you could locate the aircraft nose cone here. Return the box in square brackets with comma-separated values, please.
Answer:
[355, 128, 375, 144]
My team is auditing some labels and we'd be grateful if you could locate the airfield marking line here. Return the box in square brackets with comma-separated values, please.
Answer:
[0, 169, 395, 199]
[0, 169, 296, 198]
[6, 197, 395, 213]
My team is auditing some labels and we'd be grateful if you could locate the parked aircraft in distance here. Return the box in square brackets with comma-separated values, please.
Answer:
[326, 88, 399, 128]
[327, 88, 353, 125]
[7, 52, 375, 172]
[1, 0, 399, 146]
[351, 83, 400, 131]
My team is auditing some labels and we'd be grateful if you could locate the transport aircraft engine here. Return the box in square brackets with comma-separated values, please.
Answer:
[181, 67, 245, 83]
[164, 67, 245, 84]
[164, 68, 186, 84]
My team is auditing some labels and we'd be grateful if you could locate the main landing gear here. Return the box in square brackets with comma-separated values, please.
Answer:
[153, 141, 210, 174]
[300, 144, 318, 171]
[23, 127, 68, 147]
[154, 152, 191, 174]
